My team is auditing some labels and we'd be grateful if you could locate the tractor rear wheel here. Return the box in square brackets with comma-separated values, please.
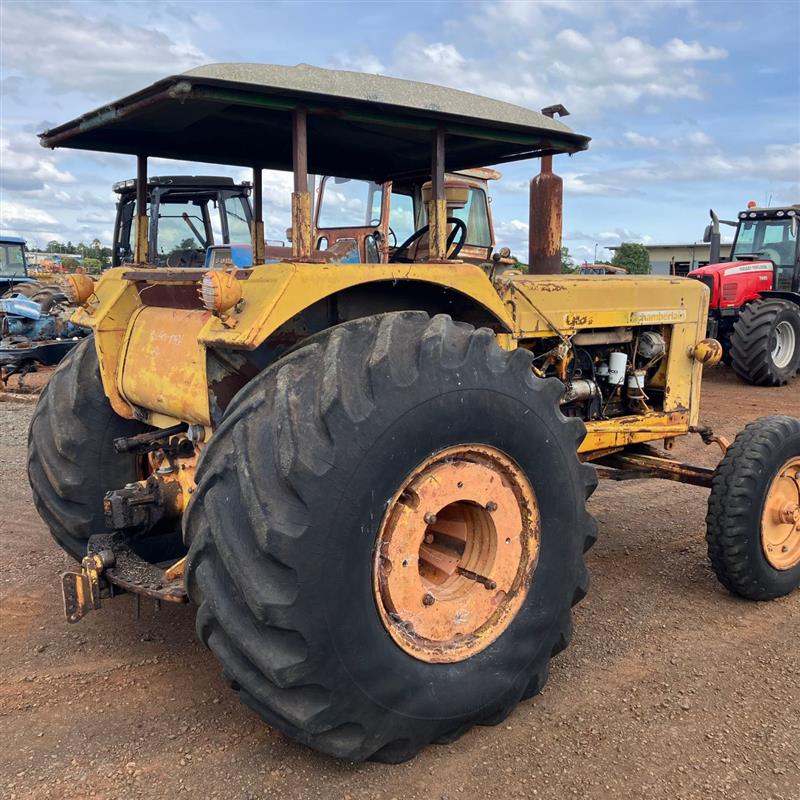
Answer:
[27, 337, 183, 562]
[30, 286, 68, 312]
[707, 416, 800, 600]
[184, 312, 597, 762]
[730, 299, 800, 385]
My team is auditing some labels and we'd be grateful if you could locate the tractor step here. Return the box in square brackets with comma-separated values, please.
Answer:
[61, 533, 187, 624]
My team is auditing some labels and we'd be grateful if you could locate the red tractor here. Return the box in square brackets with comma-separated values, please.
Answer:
[689, 203, 800, 385]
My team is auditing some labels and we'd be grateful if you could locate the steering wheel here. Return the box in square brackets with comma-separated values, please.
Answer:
[368, 220, 398, 249]
[390, 217, 467, 263]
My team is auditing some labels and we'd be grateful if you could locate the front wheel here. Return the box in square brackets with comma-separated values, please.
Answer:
[707, 416, 800, 600]
[185, 312, 597, 762]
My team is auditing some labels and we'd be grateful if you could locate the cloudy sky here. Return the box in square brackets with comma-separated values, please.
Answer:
[1, 0, 798, 261]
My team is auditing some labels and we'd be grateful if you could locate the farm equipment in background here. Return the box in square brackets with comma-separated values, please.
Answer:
[1, 236, 39, 297]
[689, 203, 800, 385]
[0, 237, 92, 386]
[27, 63, 800, 764]
[0, 289, 89, 386]
[1, 178, 256, 385]
[111, 175, 254, 268]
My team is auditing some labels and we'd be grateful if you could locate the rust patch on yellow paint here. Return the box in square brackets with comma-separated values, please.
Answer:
[118, 307, 212, 426]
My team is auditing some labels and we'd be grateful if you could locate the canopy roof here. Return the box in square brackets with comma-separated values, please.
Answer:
[40, 63, 590, 181]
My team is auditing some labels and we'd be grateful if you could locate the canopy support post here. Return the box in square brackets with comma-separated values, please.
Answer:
[134, 155, 149, 265]
[252, 167, 265, 265]
[429, 127, 447, 261]
[291, 108, 312, 260]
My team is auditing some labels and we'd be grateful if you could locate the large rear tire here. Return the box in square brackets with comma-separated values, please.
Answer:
[185, 312, 597, 762]
[1, 281, 40, 299]
[730, 299, 800, 386]
[707, 416, 800, 600]
[27, 338, 183, 562]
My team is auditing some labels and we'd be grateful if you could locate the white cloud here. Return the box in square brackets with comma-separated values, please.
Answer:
[665, 38, 726, 61]
[332, 52, 386, 75]
[0, 132, 76, 192]
[493, 219, 530, 257]
[0, 201, 59, 228]
[562, 173, 625, 196]
[376, 5, 730, 121]
[624, 131, 661, 148]
[0, 4, 209, 97]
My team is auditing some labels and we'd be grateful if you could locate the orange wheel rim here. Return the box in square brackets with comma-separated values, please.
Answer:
[372, 445, 540, 663]
[761, 456, 800, 570]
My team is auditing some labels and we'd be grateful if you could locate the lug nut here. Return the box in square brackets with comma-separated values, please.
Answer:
[486, 501, 498, 512]
[422, 593, 435, 606]
[424, 512, 437, 525]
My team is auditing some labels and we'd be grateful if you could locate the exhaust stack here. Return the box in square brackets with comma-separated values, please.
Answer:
[528, 105, 569, 275]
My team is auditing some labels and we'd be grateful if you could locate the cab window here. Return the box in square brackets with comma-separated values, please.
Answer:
[0, 243, 26, 276]
[451, 188, 492, 248]
[318, 178, 383, 228]
[156, 201, 208, 255]
[389, 192, 416, 244]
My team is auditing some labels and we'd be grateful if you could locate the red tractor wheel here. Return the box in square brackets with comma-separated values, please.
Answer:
[730, 299, 800, 386]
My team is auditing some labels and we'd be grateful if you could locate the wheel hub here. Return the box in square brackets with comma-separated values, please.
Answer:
[373, 445, 539, 663]
[762, 457, 800, 570]
[771, 321, 797, 370]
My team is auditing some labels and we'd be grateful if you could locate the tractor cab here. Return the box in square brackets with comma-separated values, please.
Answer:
[314, 168, 500, 266]
[0, 236, 33, 295]
[112, 175, 253, 268]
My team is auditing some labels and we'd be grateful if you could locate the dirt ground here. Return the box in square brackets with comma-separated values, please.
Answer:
[1, 367, 798, 800]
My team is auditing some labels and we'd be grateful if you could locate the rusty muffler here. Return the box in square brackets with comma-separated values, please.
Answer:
[528, 105, 568, 275]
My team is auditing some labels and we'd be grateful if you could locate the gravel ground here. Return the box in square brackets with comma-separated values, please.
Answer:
[0, 366, 798, 800]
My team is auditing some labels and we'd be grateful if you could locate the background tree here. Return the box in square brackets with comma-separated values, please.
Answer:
[81, 257, 102, 274]
[561, 246, 576, 274]
[611, 243, 651, 274]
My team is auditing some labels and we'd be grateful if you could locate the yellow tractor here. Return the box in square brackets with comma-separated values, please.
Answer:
[31, 64, 800, 763]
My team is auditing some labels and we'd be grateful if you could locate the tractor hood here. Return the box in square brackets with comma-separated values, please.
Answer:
[689, 260, 774, 309]
[689, 260, 773, 278]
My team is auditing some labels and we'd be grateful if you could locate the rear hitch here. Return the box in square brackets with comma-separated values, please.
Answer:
[61, 548, 116, 624]
[60, 533, 187, 624]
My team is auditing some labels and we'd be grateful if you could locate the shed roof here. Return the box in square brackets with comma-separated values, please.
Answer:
[39, 63, 590, 181]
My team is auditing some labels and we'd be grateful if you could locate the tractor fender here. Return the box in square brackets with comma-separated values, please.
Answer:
[197, 261, 515, 350]
[756, 290, 800, 307]
[79, 263, 516, 428]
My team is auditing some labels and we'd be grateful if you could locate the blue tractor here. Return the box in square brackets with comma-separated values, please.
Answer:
[0, 236, 38, 298]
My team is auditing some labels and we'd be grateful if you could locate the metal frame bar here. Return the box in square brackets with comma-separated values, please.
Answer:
[595, 452, 715, 488]
[291, 108, 312, 259]
[429, 127, 447, 261]
[134, 154, 149, 264]
[252, 167, 265, 265]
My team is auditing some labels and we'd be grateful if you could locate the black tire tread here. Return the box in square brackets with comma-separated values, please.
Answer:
[730, 299, 800, 386]
[27, 338, 146, 559]
[706, 415, 800, 600]
[185, 312, 597, 762]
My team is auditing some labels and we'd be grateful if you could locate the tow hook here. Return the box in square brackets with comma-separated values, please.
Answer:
[61, 548, 116, 624]
[60, 534, 187, 624]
